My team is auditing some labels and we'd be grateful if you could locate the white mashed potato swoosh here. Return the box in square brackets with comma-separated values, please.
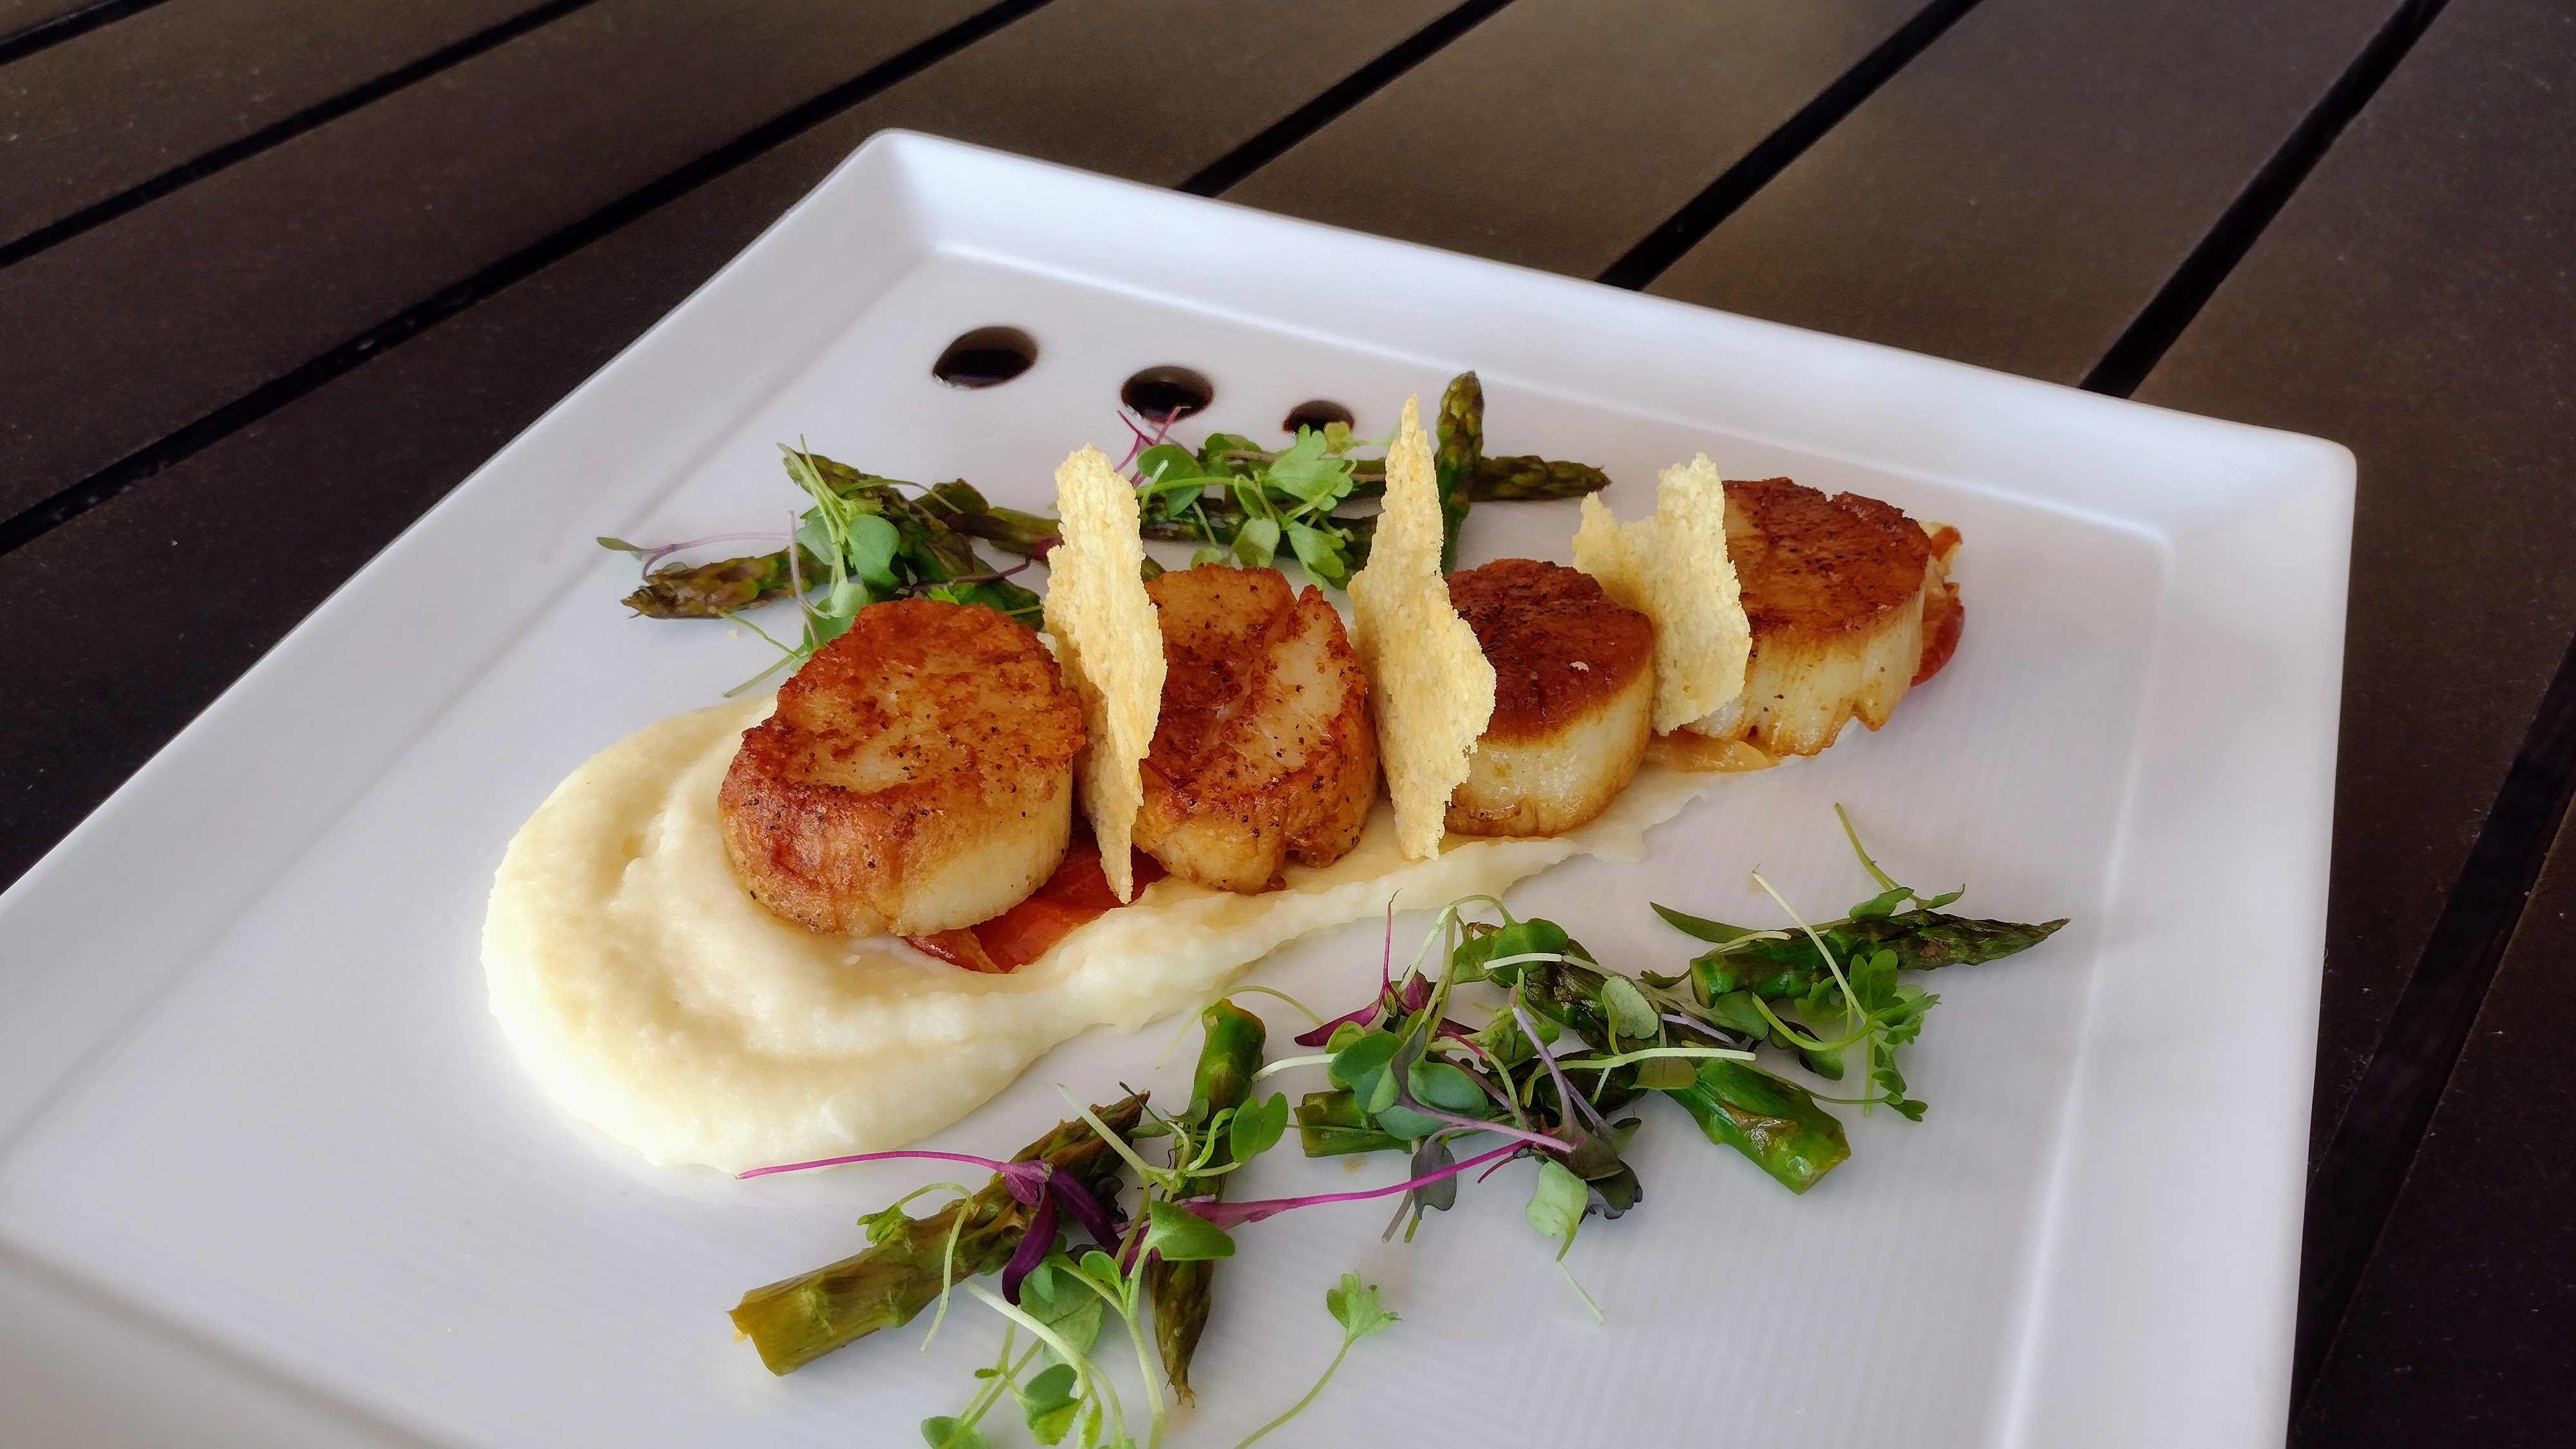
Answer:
[484, 696, 1726, 1173]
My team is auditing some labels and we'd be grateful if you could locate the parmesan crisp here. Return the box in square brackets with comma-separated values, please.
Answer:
[1573, 452, 1750, 734]
[1349, 396, 1496, 860]
[1045, 444, 1166, 900]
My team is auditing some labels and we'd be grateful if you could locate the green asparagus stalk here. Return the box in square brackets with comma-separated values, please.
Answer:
[1150, 1001, 1267, 1403]
[1434, 371, 1483, 573]
[1687, 911, 2067, 1002]
[616, 547, 819, 618]
[1470, 453, 1611, 502]
[948, 504, 1063, 560]
[1660, 1058, 1850, 1195]
[727, 1095, 1145, 1375]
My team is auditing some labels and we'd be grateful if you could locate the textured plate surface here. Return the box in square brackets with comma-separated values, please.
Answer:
[0, 133, 2347, 1447]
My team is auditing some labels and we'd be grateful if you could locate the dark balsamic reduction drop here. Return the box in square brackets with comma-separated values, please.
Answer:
[1121, 366, 1214, 424]
[1281, 399, 1355, 434]
[933, 327, 1038, 387]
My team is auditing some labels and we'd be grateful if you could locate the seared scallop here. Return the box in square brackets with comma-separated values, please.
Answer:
[719, 598, 1084, 935]
[1134, 565, 1377, 893]
[1691, 478, 1955, 757]
[1444, 558, 1655, 837]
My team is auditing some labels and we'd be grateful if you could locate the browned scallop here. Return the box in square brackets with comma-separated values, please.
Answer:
[1693, 478, 1954, 757]
[1444, 558, 1655, 837]
[1134, 565, 1378, 893]
[719, 598, 1084, 935]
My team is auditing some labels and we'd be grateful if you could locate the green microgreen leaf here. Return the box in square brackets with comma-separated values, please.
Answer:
[1327, 1029, 1401, 1097]
[1019, 1258, 1104, 1363]
[1325, 1273, 1397, 1340]
[1015, 1363, 1081, 1446]
[1598, 975, 1660, 1043]
[1264, 428, 1359, 510]
[845, 511, 902, 591]
[1650, 902, 1774, 944]
[1197, 432, 1260, 475]
[1452, 918, 1575, 983]
[1077, 1250, 1124, 1296]
[861, 1203, 912, 1244]
[1136, 443, 1206, 484]
[1525, 1159, 1587, 1253]
[921, 1416, 993, 1449]
[1232, 515, 1281, 569]
[1229, 1092, 1289, 1162]
[1848, 884, 1912, 920]
[1708, 989, 1772, 1037]
[1406, 1058, 1490, 1113]
[1282, 519, 1349, 587]
[1142, 1199, 1236, 1263]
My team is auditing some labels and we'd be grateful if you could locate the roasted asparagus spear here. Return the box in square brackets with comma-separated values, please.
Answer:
[1150, 1001, 1266, 1403]
[728, 1095, 1144, 1375]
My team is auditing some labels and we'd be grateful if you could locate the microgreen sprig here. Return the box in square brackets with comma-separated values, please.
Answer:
[1233, 1274, 1397, 1448]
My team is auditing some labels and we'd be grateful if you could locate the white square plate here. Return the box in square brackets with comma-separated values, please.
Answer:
[0, 133, 2347, 1448]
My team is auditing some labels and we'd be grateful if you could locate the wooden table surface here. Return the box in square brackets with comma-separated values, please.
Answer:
[3, 1, 2569, 1442]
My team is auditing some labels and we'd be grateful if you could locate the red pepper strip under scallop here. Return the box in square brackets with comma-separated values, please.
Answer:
[905, 833, 1170, 973]
[1913, 524, 1965, 687]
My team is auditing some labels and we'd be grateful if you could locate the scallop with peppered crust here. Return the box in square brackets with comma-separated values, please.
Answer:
[719, 598, 1084, 935]
[1444, 558, 1655, 837]
[1690, 478, 1949, 757]
[1133, 565, 1378, 894]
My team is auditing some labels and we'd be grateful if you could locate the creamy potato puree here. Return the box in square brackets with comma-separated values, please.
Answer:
[484, 696, 1728, 1172]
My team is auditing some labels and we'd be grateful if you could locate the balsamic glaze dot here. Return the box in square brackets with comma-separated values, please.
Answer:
[1282, 399, 1355, 434]
[933, 327, 1037, 387]
[1121, 366, 1214, 424]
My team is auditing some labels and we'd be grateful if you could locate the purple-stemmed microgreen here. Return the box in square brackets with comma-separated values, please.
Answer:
[1177, 1141, 1524, 1231]
[1512, 998, 1609, 1135]
[740, 1148, 1046, 1191]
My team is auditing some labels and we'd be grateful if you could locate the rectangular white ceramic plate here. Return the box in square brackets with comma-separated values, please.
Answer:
[0, 133, 2348, 1448]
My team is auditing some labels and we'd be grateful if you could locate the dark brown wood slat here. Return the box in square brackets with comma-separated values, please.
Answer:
[0, 0, 542, 247]
[0, 0, 151, 56]
[2134, 0, 2576, 1169]
[795, 0, 1461, 185]
[1220, 0, 1925, 279]
[0, 0, 998, 525]
[1642, 0, 2398, 383]
[2291, 811, 2576, 1446]
[0, 0, 1469, 531]
[0, 0, 1463, 891]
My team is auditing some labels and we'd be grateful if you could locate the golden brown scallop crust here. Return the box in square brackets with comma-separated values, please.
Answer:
[1695, 478, 1955, 757]
[1446, 559, 1654, 743]
[1727, 478, 1932, 638]
[719, 599, 1084, 935]
[1444, 559, 1655, 837]
[1134, 565, 1378, 893]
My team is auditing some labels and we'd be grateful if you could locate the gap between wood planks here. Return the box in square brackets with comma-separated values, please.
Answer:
[0, 0, 169, 70]
[1593, 0, 1985, 291]
[1179, 0, 1519, 197]
[0, 0, 1061, 561]
[2081, 0, 2453, 398]
[2286, 630, 2576, 1436]
[0, 0, 609, 271]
